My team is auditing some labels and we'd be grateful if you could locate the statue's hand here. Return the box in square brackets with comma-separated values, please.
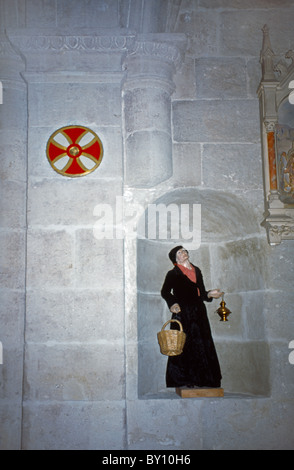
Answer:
[170, 303, 181, 314]
[208, 289, 224, 299]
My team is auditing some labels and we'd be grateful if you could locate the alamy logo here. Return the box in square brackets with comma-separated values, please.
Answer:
[93, 196, 201, 250]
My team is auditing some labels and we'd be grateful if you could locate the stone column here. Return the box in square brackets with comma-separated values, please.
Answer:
[122, 36, 185, 188]
[258, 24, 279, 198]
[121, 35, 186, 401]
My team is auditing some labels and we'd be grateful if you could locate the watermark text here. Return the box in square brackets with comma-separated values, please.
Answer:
[93, 196, 201, 250]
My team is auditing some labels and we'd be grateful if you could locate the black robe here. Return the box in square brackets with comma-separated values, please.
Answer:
[161, 264, 222, 388]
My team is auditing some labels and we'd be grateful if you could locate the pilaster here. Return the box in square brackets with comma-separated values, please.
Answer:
[0, 32, 27, 450]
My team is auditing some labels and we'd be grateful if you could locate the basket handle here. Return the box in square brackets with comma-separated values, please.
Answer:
[161, 319, 183, 332]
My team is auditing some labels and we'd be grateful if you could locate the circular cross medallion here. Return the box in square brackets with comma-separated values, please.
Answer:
[46, 125, 103, 177]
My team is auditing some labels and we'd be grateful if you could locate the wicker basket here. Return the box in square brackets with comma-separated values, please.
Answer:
[157, 319, 186, 356]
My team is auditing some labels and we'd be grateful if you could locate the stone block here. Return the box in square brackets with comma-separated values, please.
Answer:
[0, 231, 26, 290]
[138, 340, 167, 397]
[175, 10, 218, 56]
[247, 57, 261, 98]
[122, 0, 170, 33]
[173, 100, 260, 143]
[123, 87, 171, 135]
[220, 9, 293, 57]
[75, 231, 123, 290]
[21, 1, 121, 30]
[210, 238, 268, 293]
[216, 341, 270, 395]
[127, 399, 203, 450]
[266, 241, 294, 291]
[199, 0, 294, 7]
[0, 180, 26, 229]
[22, 400, 126, 450]
[263, 290, 294, 341]
[190, 247, 212, 289]
[269, 341, 294, 399]
[0, 347, 23, 400]
[138, 292, 167, 343]
[0, 403, 22, 450]
[56, 0, 85, 28]
[0, 289, 25, 347]
[27, 178, 122, 226]
[0, 129, 27, 182]
[26, 229, 74, 289]
[195, 58, 247, 99]
[25, 0, 56, 28]
[137, 240, 175, 294]
[0, 0, 23, 29]
[0, 85, 26, 129]
[242, 291, 267, 340]
[125, 130, 172, 187]
[28, 81, 121, 127]
[25, 288, 124, 343]
[201, 396, 294, 450]
[24, 342, 125, 401]
[202, 143, 263, 191]
[173, 56, 196, 100]
[23, 49, 124, 73]
[172, 143, 201, 186]
[57, 0, 119, 29]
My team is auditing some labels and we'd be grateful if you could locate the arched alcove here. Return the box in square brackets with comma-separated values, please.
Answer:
[137, 188, 270, 397]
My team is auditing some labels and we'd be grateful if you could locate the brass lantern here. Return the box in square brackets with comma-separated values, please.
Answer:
[216, 294, 231, 322]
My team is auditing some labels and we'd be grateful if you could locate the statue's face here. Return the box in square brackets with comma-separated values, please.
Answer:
[176, 248, 189, 264]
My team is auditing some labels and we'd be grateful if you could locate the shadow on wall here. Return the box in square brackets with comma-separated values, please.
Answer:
[137, 188, 270, 397]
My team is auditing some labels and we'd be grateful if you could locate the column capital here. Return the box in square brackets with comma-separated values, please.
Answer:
[123, 34, 186, 93]
[126, 34, 186, 70]
[264, 120, 277, 132]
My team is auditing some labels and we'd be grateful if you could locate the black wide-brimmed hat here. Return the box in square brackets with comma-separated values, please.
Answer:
[168, 245, 183, 264]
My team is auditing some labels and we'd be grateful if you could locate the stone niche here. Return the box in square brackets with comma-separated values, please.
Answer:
[137, 188, 270, 397]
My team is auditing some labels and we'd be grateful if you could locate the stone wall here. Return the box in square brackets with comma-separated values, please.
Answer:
[0, 0, 294, 450]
